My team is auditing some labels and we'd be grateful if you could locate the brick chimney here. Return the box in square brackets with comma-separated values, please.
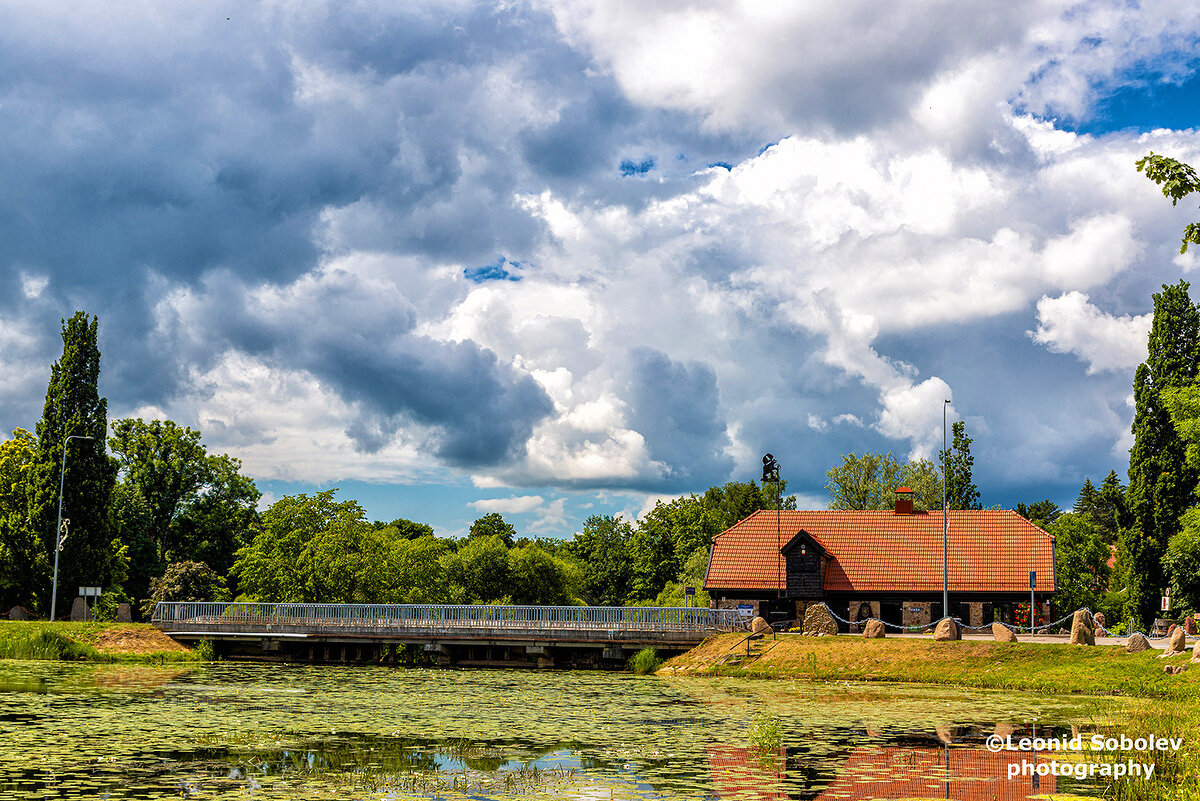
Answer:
[893, 486, 914, 515]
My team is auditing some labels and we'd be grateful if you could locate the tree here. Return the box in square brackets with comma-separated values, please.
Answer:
[26, 312, 120, 615]
[1123, 281, 1200, 629]
[825, 453, 943, 510]
[508, 544, 579, 605]
[569, 515, 633, 606]
[232, 490, 370, 602]
[140, 560, 229, 619]
[467, 513, 516, 548]
[441, 535, 513, 603]
[1136, 153, 1200, 254]
[939, 421, 981, 510]
[376, 517, 435, 539]
[1049, 514, 1110, 616]
[626, 518, 677, 603]
[1163, 509, 1200, 615]
[108, 419, 260, 585]
[0, 429, 44, 610]
[1014, 500, 1061, 530]
[826, 452, 906, 509]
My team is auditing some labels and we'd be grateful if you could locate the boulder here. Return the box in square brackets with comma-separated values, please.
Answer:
[750, 616, 773, 636]
[1070, 610, 1095, 646]
[6, 605, 34, 620]
[992, 622, 1017, 642]
[1126, 632, 1151, 654]
[802, 604, 838, 637]
[933, 617, 960, 641]
[1164, 664, 1188, 675]
[1187, 617, 1198, 636]
[1159, 625, 1188, 658]
[863, 619, 885, 638]
[1192, 638, 1200, 664]
[116, 603, 132, 623]
[69, 597, 86, 622]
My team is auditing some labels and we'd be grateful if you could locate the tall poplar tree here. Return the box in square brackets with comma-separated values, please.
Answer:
[1123, 281, 1200, 629]
[939, 421, 981, 510]
[26, 312, 121, 615]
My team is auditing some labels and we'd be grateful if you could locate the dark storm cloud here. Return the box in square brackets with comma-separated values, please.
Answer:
[159, 269, 553, 467]
[624, 348, 733, 488]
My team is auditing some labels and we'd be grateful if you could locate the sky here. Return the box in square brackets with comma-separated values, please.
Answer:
[2, 1, 1200, 538]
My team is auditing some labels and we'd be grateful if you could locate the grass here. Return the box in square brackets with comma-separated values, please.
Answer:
[661, 632, 1200, 698]
[0, 620, 198, 663]
[627, 646, 662, 675]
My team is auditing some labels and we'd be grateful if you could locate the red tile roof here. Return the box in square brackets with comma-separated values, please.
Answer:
[705, 509, 1055, 594]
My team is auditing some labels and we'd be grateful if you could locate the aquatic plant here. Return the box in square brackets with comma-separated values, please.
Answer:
[194, 639, 216, 661]
[0, 626, 98, 661]
[749, 712, 783, 755]
[628, 647, 662, 674]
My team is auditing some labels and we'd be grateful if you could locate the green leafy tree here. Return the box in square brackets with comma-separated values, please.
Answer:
[0, 429, 44, 610]
[378, 535, 452, 603]
[826, 452, 906, 509]
[26, 313, 120, 615]
[508, 544, 579, 605]
[902, 458, 943, 511]
[1014, 500, 1061, 529]
[626, 518, 677, 603]
[467, 513, 516, 548]
[569, 515, 633, 606]
[1136, 153, 1200, 254]
[442, 534, 513, 603]
[140, 560, 229, 619]
[1123, 281, 1200, 629]
[108, 419, 260, 586]
[375, 517, 435, 539]
[1049, 513, 1110, 616]
[653, 548, 712, 607]
[939, 421, 981, 510]
[1163, 509, 1200, 614]
[700, 481, 769, 530]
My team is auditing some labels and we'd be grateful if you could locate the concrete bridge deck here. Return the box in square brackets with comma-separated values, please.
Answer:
[152, 602, 744, 668]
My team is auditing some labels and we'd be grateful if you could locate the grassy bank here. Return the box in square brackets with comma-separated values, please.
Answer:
[0, 620, 196, 663]
[661, 633, 1200, 698]
[664, 634, 1200, 799]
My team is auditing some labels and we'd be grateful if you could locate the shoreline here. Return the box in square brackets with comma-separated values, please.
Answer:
[0, 619, 198, 663]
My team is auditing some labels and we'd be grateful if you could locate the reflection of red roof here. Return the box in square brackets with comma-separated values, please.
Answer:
[707, 744, 1058, 801]
[705, 510, 1056, 593]
[814, 746, 1057, 801]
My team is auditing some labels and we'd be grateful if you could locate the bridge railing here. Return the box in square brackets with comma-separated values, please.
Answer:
[151, 602, 743, 632]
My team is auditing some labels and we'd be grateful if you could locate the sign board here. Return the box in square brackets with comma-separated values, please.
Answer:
[737, 604, 754, 618]
[909, 607, 921, 613]
[78, 586, 102, 598]
[1029, 571, 1036, 589]
[1162, 587, 1172, 612]
[684, 586, 695, 596]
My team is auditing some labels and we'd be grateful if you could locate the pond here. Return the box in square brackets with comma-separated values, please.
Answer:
[0, 660, 1127, 800]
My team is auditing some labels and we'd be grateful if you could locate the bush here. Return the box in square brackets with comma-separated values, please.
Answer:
[140, 561, 229, 619]
[628, 647, 662, 675]
[0, 627, 99, 661]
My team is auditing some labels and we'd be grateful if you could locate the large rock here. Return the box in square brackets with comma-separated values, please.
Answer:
[750, 616, 773, 635]
[1191, 638, 1200, 664]
[1126, 632, 1151, 654]
[1070, 610, 1095, 646]
[863, 619, 885, 638]
[992, 622, 1017, 642]
[802, 604, 838, 637]
[1160, 625, 1188, 658]
[933, 617, 960, 641]
[116, 603, 132, 623]
[6, 605, 34, 620]
[69, 597, 86, 622]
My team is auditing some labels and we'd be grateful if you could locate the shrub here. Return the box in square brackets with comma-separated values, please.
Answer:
[628, 647, 662, 675]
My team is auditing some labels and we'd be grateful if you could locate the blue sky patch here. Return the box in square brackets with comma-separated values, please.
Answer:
[1045, 63, 1200, 135]
[619, 157, 655, 176]
[464, 256, 524, 283]
[708, 161, 733, 171]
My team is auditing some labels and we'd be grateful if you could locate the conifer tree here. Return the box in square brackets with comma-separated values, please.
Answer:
[26, 312, 121, 615]
[939, 421, 981, 510]
[1123, 281, 1200, 630]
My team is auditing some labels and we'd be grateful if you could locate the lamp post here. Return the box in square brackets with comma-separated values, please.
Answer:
[51, 434, 93, 622]
[942, 400, 950, 620]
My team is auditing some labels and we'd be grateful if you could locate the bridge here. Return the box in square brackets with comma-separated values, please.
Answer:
[152, 602, 744, 668]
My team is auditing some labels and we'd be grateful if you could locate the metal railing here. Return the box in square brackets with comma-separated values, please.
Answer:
[152, 602, 742, 634]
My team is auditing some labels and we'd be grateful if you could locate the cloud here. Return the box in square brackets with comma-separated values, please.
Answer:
[530, 498, 568, 532]
[469, 495, 545, 515]
[1029, 291, 1151, 374]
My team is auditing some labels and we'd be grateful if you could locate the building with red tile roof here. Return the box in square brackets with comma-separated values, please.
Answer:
[704, 490, 1056, 629]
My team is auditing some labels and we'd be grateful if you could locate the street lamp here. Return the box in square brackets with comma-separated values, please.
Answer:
[942, 400, 950, 620]
[50, 434, 94, 622]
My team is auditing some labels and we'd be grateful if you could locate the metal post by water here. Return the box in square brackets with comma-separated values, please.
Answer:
[942, 400, 950, 619]
[51, 434, 93, 622]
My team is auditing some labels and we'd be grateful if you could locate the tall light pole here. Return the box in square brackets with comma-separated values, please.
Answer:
[942, 400, 950, 619]
[51, 434, 94, 622]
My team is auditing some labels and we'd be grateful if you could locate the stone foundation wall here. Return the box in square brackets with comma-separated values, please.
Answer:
[968, 602, 984, 628]
[902, 602, 933, 628]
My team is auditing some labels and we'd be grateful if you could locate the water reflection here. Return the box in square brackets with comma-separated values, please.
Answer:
[0, 660, 1117, 800]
